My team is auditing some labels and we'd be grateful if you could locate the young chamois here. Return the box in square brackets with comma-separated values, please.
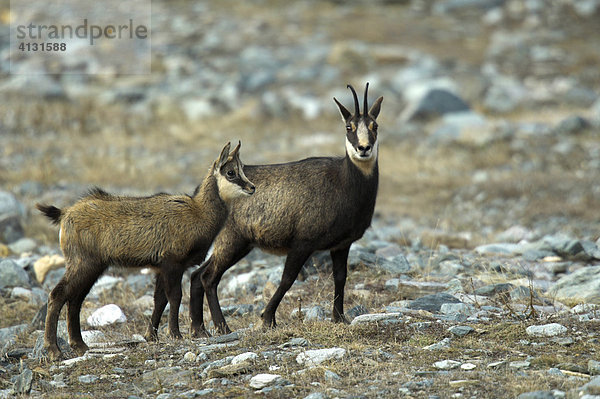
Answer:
[37, 142, 255, 360]
[189, 83, 383, 336]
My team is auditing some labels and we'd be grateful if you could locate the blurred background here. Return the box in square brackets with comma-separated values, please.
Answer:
[1, 0, 599, 247]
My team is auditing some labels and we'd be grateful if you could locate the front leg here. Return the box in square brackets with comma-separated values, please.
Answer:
[161, 267, 185, 339]
[145, 274, 168, 341]
[331, 246, 351, 324]
[190, 261, 210, 338]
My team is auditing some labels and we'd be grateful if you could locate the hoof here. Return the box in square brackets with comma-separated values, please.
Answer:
[70, 341, 89, 356]
[144, 326, 159, 342]
[169, 330, 183, 340]
[191, 325, 211, 338]
[45, 344, 63, 361]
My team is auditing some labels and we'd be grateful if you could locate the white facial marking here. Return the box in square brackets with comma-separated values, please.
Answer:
[216, 172, 248, 202]
[356, 121, 370, 149]
[345, 136, 378, 177]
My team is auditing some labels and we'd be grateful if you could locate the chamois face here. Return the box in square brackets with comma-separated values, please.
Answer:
[214, 142, 255, 202]
[334, 83, 383, 175]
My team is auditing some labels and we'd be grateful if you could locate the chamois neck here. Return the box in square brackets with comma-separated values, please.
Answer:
[343, 153, 379, 182]
[193, 169, 226, 211]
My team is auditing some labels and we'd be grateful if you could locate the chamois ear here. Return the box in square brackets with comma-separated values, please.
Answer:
[368, 96, 384, 120]
[216, 142, 231, 169]
[333, 97, 352, 123]
[230, 141, 241, 160]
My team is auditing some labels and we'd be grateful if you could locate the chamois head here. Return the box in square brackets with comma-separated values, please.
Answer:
[214, 141, 255, 201]
[334, 83, 383, 173]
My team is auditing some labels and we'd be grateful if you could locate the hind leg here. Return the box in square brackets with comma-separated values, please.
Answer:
[144, 274, 168, 341]
[161, 266, 185, 339]
[190, 261, 210, 337]
[66, 264, 104, 356]
[261, 247, 312, 329]
[202, 234, 252, 335]
[45, 277, 70, 360]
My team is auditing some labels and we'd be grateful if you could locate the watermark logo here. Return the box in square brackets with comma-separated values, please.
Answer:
[10, 0, 151, 75]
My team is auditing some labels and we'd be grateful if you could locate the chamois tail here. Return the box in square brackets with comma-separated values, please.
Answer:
[36, 204, 63, 225]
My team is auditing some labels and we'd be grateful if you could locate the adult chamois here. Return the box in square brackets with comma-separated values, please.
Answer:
[37, 142, 255, 360]
[190, 83, 383, 336]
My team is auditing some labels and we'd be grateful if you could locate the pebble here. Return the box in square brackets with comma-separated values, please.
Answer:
[296, 348, 346, 366]
[434, 360, 461, 370]
[231, 352, 258, 365]
[249, 374, 281, 389]
[526, 323, 567, 337]
[87, 304, 127, 327]
[448, 325, 474, 337]
[350, 313, 402, 325]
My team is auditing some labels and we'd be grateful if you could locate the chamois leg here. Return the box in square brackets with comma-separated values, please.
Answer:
[145, 274, 168, 341]
[44, 277, 70, 360]
[331, 246, 351, 324]
[262, 248, 312, 329]
[202, 244, 252, 335]
[66, 264, 103, 355]
[190, 260, 210, 338]
[161, 266, 185, 339]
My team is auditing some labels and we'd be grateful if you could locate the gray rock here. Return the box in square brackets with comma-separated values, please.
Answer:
[407, 293, 461, 312]
[581, 241, 600, 260]
[348, 247, 377, 269]
[575, 375, 600, 397]
[296, 347, 346, 366]
[495, 225, 534, 243]
[0, 191, 26, 218]
[433, 0, 505, 13]
[7, 238, 37, 254]
[423, 337, 451, 350]
[279, 337, 309, 348]
[588, 360, 600, 376]
[13, 368, 33, 395]
[291, 306, 327, 322]
[139, 367, 194, 393]
[303, 393, 327, 399]
[324, 369, 341, 382]
[553, 115, 590, 135]
[78, 375, 99, 384]
[440, 303, 477, 316]
[474, 243, 520, 255]
[434, 359, 461, 370]
[88, 275, 124, 298]
[31, 332, 69, 359]
[550, 266, 600, 303]
[0, 259, 31, 289]
[43, 268, 66, 290]
[345, 305, 368, 320]
[249, 373, 281, 389]
[516, 391, 557, 399]
[375, 244, 404, 260]
[475, 283, 515, 296]
[526, 323, 567, 337]
[403, 88, 470, 121]
[483, 75, 527, 113]
[0, 214, 25, 244]
[376, 254, 411, 274]
[509, 360, 531, 369]
[11, 286, 47, 306]
[350, 313, 402, 325]
[448, 325, 474, 337]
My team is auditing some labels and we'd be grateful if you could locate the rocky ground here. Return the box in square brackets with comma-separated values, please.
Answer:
[1, 0, 600, 398]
